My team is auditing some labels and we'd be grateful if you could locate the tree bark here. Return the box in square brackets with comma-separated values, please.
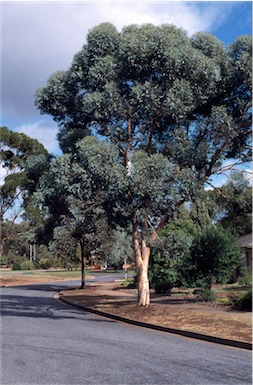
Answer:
[133, 221, 150, 306]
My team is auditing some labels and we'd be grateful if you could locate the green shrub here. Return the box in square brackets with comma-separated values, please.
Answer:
[121, 278, 136, 289]
[240, 290, 252, 311]
[197, 289, 216, 302]
[185, 225, 241, 290]
[237, 267, 252, 286]
[12, 255, 28, 270]
[20, 261, 35, 270]
[154, 280, 172, 294]
[32, 260, 40, 269]
[229, 290, 252, 310]
[228, 292, 242, 308]
[0, 257, 7, 266]
[39, 257, 52, 269]
[149, 253, 177, 291]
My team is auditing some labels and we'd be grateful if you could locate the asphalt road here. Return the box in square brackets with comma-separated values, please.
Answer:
[1, 275, 252, 385]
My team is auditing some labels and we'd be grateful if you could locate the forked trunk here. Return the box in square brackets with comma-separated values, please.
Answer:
[133, 221, 150, 306]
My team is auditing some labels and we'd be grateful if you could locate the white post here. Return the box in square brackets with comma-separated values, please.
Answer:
[124, 256, 128, 280]
[33, 244, 36, 260]
[29, 245, 32, 262]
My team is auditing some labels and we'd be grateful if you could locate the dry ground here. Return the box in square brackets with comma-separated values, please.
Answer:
[60, 282, 252, 344]
[1, 272, 251, 344]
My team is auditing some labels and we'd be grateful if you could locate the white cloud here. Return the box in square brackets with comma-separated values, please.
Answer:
[1, 1, 241, 157]
[2, 1, 235, 124]
[15, 120, 60, 154]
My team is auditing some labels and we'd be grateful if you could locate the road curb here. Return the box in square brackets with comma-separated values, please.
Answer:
[58, 294, 252, 351]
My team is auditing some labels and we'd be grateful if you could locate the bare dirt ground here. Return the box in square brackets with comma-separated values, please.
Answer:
[1, 273, 251, 344]
[60, 282, 252, 344]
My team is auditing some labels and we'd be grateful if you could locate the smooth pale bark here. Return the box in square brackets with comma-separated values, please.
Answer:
[133, 222, 150, 306]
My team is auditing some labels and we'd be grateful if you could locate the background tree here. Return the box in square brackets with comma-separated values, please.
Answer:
[1, 221, 30, 265]
[35, 23, 252, 305]
[35, 139, 113, 286]
[0, 126, 50, 257]
[182, 225, 241, 290]
[213, 171, 252, 236]
[149, 227, 194, 292]
[49, 224, 80, 270]
[102, 226, 134, 273]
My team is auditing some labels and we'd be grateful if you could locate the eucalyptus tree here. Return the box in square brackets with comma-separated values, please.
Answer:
[49, 224, 81, 270]
[36, 139, 112, 287]
[213, 171, 252, 236]
[0, 126, 50, 257]
[0, 126, 48, 219]
[102, 226, 134, 272]
[35, 23, 252, 305]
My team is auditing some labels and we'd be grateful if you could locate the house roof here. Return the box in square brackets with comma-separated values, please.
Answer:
[236, 233, 252, 248]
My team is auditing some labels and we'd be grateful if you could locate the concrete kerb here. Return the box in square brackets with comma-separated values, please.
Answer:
[55, 291, 252, 351]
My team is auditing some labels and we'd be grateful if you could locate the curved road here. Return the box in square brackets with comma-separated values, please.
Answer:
[1, 275, 252, 385]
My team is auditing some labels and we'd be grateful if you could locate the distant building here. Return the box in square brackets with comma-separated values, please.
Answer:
[236, 233, 252, 270]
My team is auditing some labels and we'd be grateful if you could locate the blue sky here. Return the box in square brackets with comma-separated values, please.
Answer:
[1, 1, 252, 186]
[191, 1, 252, 44]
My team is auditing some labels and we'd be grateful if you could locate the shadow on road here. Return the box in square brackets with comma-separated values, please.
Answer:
[1, 280, 96, 292]
[0, 288, 115, 323]
[1, 282, 80, 291]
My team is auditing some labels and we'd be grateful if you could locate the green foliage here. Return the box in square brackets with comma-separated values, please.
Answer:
[125, 280, 137, 289]
[229, 290, 252, 311]
[215, 172, 252, 237]
[20, 260, 35, 270]
[228, 292, 243, 308]
[197, 289, 216, 302]
[240, 290, 252, 311]
[35, 23, 251, 304]
[150, 225, 194, 288]
[35, 23, 252, 226]
[149, 253, 177, 289]
[102, 226, 134, 268]
[154, 280, 173, 294]
[49, 225, 80, 267]
[11, 255, 28, 270]
[183, 225, 241, 290]
[0, 127, 50, 260]
[237, 267, 252, 286]
[0, 257, 7, 266]
[3, 221, 30, 257]
[38, 257, 52, 269]
[0, 126, 47, 169]
[36, 24, 251, 166]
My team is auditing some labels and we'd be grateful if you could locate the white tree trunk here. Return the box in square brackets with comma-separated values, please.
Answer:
[133, 222, 150, 306]
[138, 255, 150, 306]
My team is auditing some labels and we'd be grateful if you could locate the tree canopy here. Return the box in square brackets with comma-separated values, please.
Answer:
[0, 126, 50, 257]
[35, 23, 252, 305]
[213, 171, 252, 236]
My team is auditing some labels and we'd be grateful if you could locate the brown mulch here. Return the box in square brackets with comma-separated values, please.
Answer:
[60, 282, 252, 344]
